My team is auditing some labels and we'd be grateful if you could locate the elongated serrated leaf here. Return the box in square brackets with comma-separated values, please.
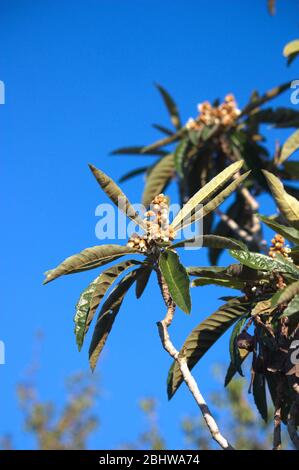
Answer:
[279, 129, 299, 164]
[119, 167, 148, 183]
[74, 260, 139, 350]
[171, 161, 244, 231]
[174, 138, 189, 178]
[111, 146, 167, 156]
[142, 154, 174, 207]
[280, 294, 299, 318]
[272, 280, 299, 307]
[135, 265, 152, 299]
[155, 83, 181, 129]
[192, 276, 244, 289]
[88, 164, 145, 229]
[262, 170, 299, 229]
[252, 373, 268, 422]
[44, 245, 138, 284]
[89, 269, 138, 371]
[172, 234, 247, 251]
[167, 297, 252, 399]
[224, 349, 250, 387]
[187, 266, 227, 276]
[259, 215, 299, 244]
[229, 249, 299, 277]
[201, 171, 251, 219]
[159, 250, 191, 314]
[229, 316, 248, 376]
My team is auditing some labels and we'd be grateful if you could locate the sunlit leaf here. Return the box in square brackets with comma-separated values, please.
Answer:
[262, 170, 299, 229]
[271, 280, 299, 307]
[171, 161, 244, 231]
[229, 249, 299, 277]
[279, 129, 299, 164]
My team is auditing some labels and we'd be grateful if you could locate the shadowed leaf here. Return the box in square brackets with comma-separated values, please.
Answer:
[44, 245, 138, 284]
[74, 260, 139, 350]
[89, 269, 138, 371]
[159, 250, 191, 314]
[167, 297, 252, 399]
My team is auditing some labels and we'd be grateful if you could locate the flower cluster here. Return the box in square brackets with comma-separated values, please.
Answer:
[127, 194, 175, 252]
[268, 234, 292, 260]
[186, 94, 241, 130]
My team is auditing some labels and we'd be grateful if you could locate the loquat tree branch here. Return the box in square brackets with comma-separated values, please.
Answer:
[155, 268, 235, 450]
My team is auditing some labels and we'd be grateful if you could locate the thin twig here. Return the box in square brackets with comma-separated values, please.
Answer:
[156, 268, 234, 450]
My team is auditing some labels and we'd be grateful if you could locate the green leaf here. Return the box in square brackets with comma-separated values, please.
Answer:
[229, 316, 248, 376]
[155, 83, 181, 129]
[171, 160, 244, 231]
[89, 269, 138, 371]
[135, 265, 152, 299]
[172, 234, 247, 251]
[259, 215, 299, 244]
[88, 164, 145, 228]
[142, 154, 174, 207]
[187, 266, 227, 276]
[74, 260, 139, 350]
[174, 138, 189, 178]
[252, 373, 268, 422]
[279, 130, 299, 164]
[159, 250, 191, 314]
[201, 171, 251, 219]
[111, 146, 167, 156]
[167, 297, 252, 399]
[224, 349, 250, 387]
[281, 294, 299, 318]
[271, 280, 299, 307]
[262, 170, 299, 229]
[192, 276, 244, 289]
[44, 244, 138, 284]
[229, 249, 299, 278]
[119, 167, 148, 183]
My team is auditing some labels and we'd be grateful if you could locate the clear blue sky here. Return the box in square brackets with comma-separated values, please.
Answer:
[1, 0, 299, 449]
